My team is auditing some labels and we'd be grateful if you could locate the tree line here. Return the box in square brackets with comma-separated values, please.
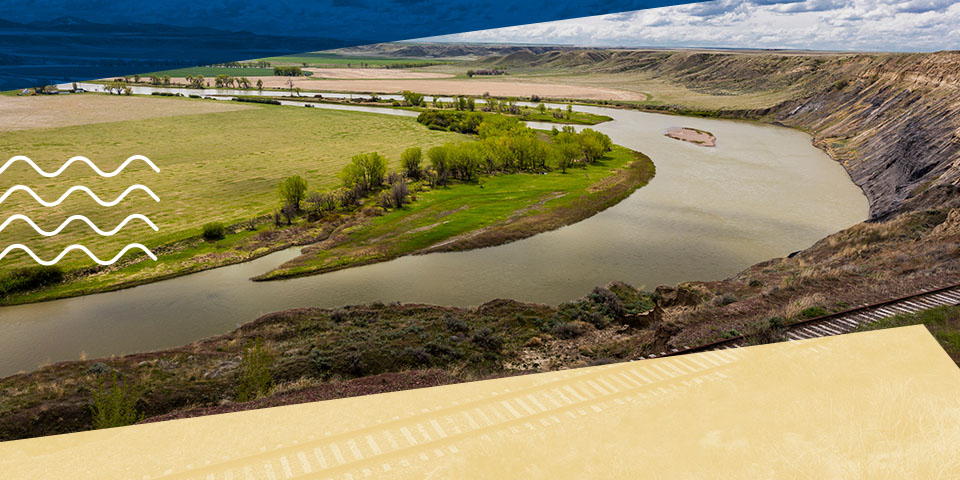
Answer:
[273, 66, 305, 76]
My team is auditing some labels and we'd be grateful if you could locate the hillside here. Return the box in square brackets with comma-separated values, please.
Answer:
[471, 48, 960, 220]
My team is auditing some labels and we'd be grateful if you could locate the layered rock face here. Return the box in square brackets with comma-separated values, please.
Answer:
[772, 52, 960, 219]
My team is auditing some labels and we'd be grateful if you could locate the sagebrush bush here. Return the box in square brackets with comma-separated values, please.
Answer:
[551, 322, 586, 339]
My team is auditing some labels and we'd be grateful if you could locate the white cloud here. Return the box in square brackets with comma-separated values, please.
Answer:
[421, 0, 960, 52]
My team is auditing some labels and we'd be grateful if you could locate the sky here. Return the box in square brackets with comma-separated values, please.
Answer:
[422, 0, 960, 52]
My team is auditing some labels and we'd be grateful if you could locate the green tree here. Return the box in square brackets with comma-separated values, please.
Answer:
[402, 90, 425, 107]
[277, 175, 308, 210]
[256, 78, 263, 90]
[401, 147, 423, 179]
[578, 128, 613, 164]
[341, 152, 388, 192]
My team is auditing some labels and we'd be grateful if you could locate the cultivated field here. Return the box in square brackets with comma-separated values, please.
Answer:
[303, 68, 454, 79]
[255, 53, 457, 67]
[0, 95, 251, 132]
[215, 76, 646, 100]
[0, 95, 466, 269]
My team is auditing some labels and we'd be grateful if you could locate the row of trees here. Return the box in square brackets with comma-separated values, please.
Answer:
[213, 75, 257, 89]
[466, 69, 506, 77]
[273, 66, 305, 76]
[269, 116, 612, 227]
[209, 60, 272, 68]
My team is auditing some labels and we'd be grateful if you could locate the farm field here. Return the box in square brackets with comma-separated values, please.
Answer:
[143, 67, 284, 78]
[0, 94, 251, 131]
[256, 52, 458, 67]
[0, 95, 467, 271]
[207, 76, 646, 100]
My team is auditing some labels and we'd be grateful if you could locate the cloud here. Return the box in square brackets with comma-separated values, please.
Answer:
[423, 0, 960, 52]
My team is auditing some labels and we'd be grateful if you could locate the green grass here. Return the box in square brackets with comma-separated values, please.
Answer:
[0, 97, 468, 273]
[255, 53, 458, 68]
[854, 305, 960, 366]
[141, 67, 287, 77]
[262, 146, 651, 279]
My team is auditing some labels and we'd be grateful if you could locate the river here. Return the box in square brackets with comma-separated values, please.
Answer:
[0, 85, 869, 376]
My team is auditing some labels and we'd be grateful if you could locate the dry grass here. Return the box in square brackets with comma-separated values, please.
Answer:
[0, 94, 250, 132]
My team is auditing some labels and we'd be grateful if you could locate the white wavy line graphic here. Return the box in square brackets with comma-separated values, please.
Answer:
[0, 214, 158, 237]
[0, 184, 160, 207]
[0, 243, 157, 266]
[0, 155, 159, 177]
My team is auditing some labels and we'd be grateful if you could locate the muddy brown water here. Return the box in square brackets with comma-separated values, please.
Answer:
[0, 89, 868, 376]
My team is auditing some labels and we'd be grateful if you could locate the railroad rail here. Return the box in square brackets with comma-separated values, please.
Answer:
[651, 282, 960, 359]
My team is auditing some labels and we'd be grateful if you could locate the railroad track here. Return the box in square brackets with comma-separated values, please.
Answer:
[651, 282, 960, 359]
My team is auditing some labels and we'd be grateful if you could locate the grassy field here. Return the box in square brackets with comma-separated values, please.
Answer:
[260, 145, 653, 279]
[143, 67, 285, 78]
[256, 52, 457, 67]
[0, 96, 467, 272]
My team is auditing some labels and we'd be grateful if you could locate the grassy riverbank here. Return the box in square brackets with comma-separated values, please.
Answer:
[257, 145, 653, 280]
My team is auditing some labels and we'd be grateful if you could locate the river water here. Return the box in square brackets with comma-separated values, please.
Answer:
[0, 86, 868, 376]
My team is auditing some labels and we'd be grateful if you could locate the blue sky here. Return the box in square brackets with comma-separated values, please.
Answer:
[423, 0, 960, 52]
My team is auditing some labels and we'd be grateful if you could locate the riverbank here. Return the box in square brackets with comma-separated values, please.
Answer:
[0, 283, 658, 440]
[256, 146, 653, 281]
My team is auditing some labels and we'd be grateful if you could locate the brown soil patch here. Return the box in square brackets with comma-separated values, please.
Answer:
[304, 68, 455, 79]
[0, 94, 250, 132]
[665, 127, 716, 147]
[221, 77, 645, 101]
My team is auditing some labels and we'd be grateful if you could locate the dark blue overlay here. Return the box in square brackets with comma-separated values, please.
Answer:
[0, 0, 709, 90]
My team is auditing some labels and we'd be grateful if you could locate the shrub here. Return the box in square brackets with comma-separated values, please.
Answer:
[550, 322, 586, 339]
[237, 338, 273, 402]
[310, 348, 333, 378]
[201, 222, 226, 241]
[0, 266, 64, 295]
[590, 287, 625, 318]
[389, 182, 409, 208]
[378, 191, 394, 209]
[233, 96, 280, 105]
[800, 306, 828, 318]
[471, 328, 503, 352]
[444, 314, 469, 333]
[337, 186, 361, 209]
[86, 362, 113, 375]
[748, 279, 763, 288]
[90, 373, 142, 429]
[712, 293, 738, 307]
[416, 111, 483, 134]
[746, 317, 787, 345]
[281, 202, 298, 225]
[305, 191, 337, 217]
